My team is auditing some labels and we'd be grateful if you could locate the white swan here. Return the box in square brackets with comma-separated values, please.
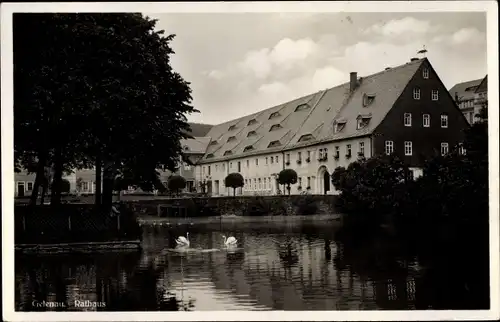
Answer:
[222, 235, 237, 247]
[176, 232, 190, 247]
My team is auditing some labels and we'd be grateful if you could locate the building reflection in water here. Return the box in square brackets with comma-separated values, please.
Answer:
[15, 218, 488, 311]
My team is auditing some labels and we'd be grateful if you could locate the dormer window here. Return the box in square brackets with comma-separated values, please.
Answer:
[247, 131, 257, 137]
[247, 119, 257, 126]
[268, 140, 281, 148]
[356, 114, 372, 129]
[228, 125, 237, 131]
[334, 120, 347, 133]
[227, 136, 236, 142]
[223, 150, 233, 156]
[206, 153, 214, 159]
[269, 124, 282, 131]
[183, 145, 189, 151]
[362, 94, 376, 107]
[209, 140, 218, 146]
[269, 112, 281, 119]
[243, 145, 254, 152]
[295, 103, 310, 112]
[298, 134, 315, 142]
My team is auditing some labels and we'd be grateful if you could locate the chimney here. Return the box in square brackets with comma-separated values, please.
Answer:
[350, 72, 358, 92]
[385, 67, 391, 70]
[410, 57, 419, 62]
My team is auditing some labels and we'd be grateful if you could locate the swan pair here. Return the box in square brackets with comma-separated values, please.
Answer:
[175, 233, 237, 248]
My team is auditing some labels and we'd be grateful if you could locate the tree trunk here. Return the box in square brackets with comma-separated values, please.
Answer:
[50, 147, 63, 206]
[95, 154, 102, 206]
[28, 151, 47, 206]
[40, 184, 47, 205]
[287, 184, 291, 195]
[233, 188, 236, 197]
[102, 161, 115, 210]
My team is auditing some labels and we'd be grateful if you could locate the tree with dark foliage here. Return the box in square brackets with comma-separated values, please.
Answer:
[277, 169, 298, 195]
[167, 175, 187, 195]
[224, 173, 244, 197]
[14, 13, 196, 208]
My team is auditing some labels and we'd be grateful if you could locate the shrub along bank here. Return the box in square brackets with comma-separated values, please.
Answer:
[128, 194, 339, 218]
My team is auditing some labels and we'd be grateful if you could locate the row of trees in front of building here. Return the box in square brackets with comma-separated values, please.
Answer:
[223, 169, 299, 196]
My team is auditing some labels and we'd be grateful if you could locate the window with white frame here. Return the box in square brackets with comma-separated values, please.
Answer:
[404, 141, 413, 156]
[276, 156, 279, 163]
[298, 177, 302, 187]
[270, 156, 274, 164]
[346, 145, 351, 156]
[413, 88, 421, 100]
[441, 114, 448, 128]
[27, 182, 33, 191]
[431, 90, 439, 101]
[184, 163, 191, 170]
[307, 177, 311, 187]
[319, 149, 324, 158]
[458, 143, 467, 155]
[422, 68, 429, 79]
[359, 142, 365, 155]
[286, 153, 290, 163]
[82, 182, 90, 192]
[441, 142, 449, 156]
[246, 160, 249, 167]
[265, 157, 268, 165]
[408, 170, 414, 181]
[385, 141, 394, 155]
[255, 158, 258, 166]
[404, 113, 412, 126]
[264, 178, 267, 189]
[258, 178, 262, 190]
[423, 114, 430, 127]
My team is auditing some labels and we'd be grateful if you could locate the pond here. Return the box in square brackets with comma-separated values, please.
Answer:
[15, 215, 489, 311]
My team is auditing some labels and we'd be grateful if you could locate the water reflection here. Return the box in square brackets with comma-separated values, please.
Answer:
[15, 218, 488, 311]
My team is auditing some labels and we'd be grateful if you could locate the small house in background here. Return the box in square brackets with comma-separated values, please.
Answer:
[14, 122, 213, 197]
[449, 74, 488, 124]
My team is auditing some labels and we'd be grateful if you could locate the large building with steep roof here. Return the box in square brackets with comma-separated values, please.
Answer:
[195, 57, 470, 196]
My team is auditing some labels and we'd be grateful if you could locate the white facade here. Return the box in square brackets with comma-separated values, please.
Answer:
[196, 136, 372, 196]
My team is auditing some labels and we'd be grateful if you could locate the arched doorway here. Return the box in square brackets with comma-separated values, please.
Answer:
[323, 171, 331, 194]
[317, 166, 331, 195]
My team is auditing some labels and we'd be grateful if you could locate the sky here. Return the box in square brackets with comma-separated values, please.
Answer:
[146, 12, 487, 125]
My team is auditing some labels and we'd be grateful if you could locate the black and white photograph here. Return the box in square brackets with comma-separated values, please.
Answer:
[2, 1, 499, 321]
